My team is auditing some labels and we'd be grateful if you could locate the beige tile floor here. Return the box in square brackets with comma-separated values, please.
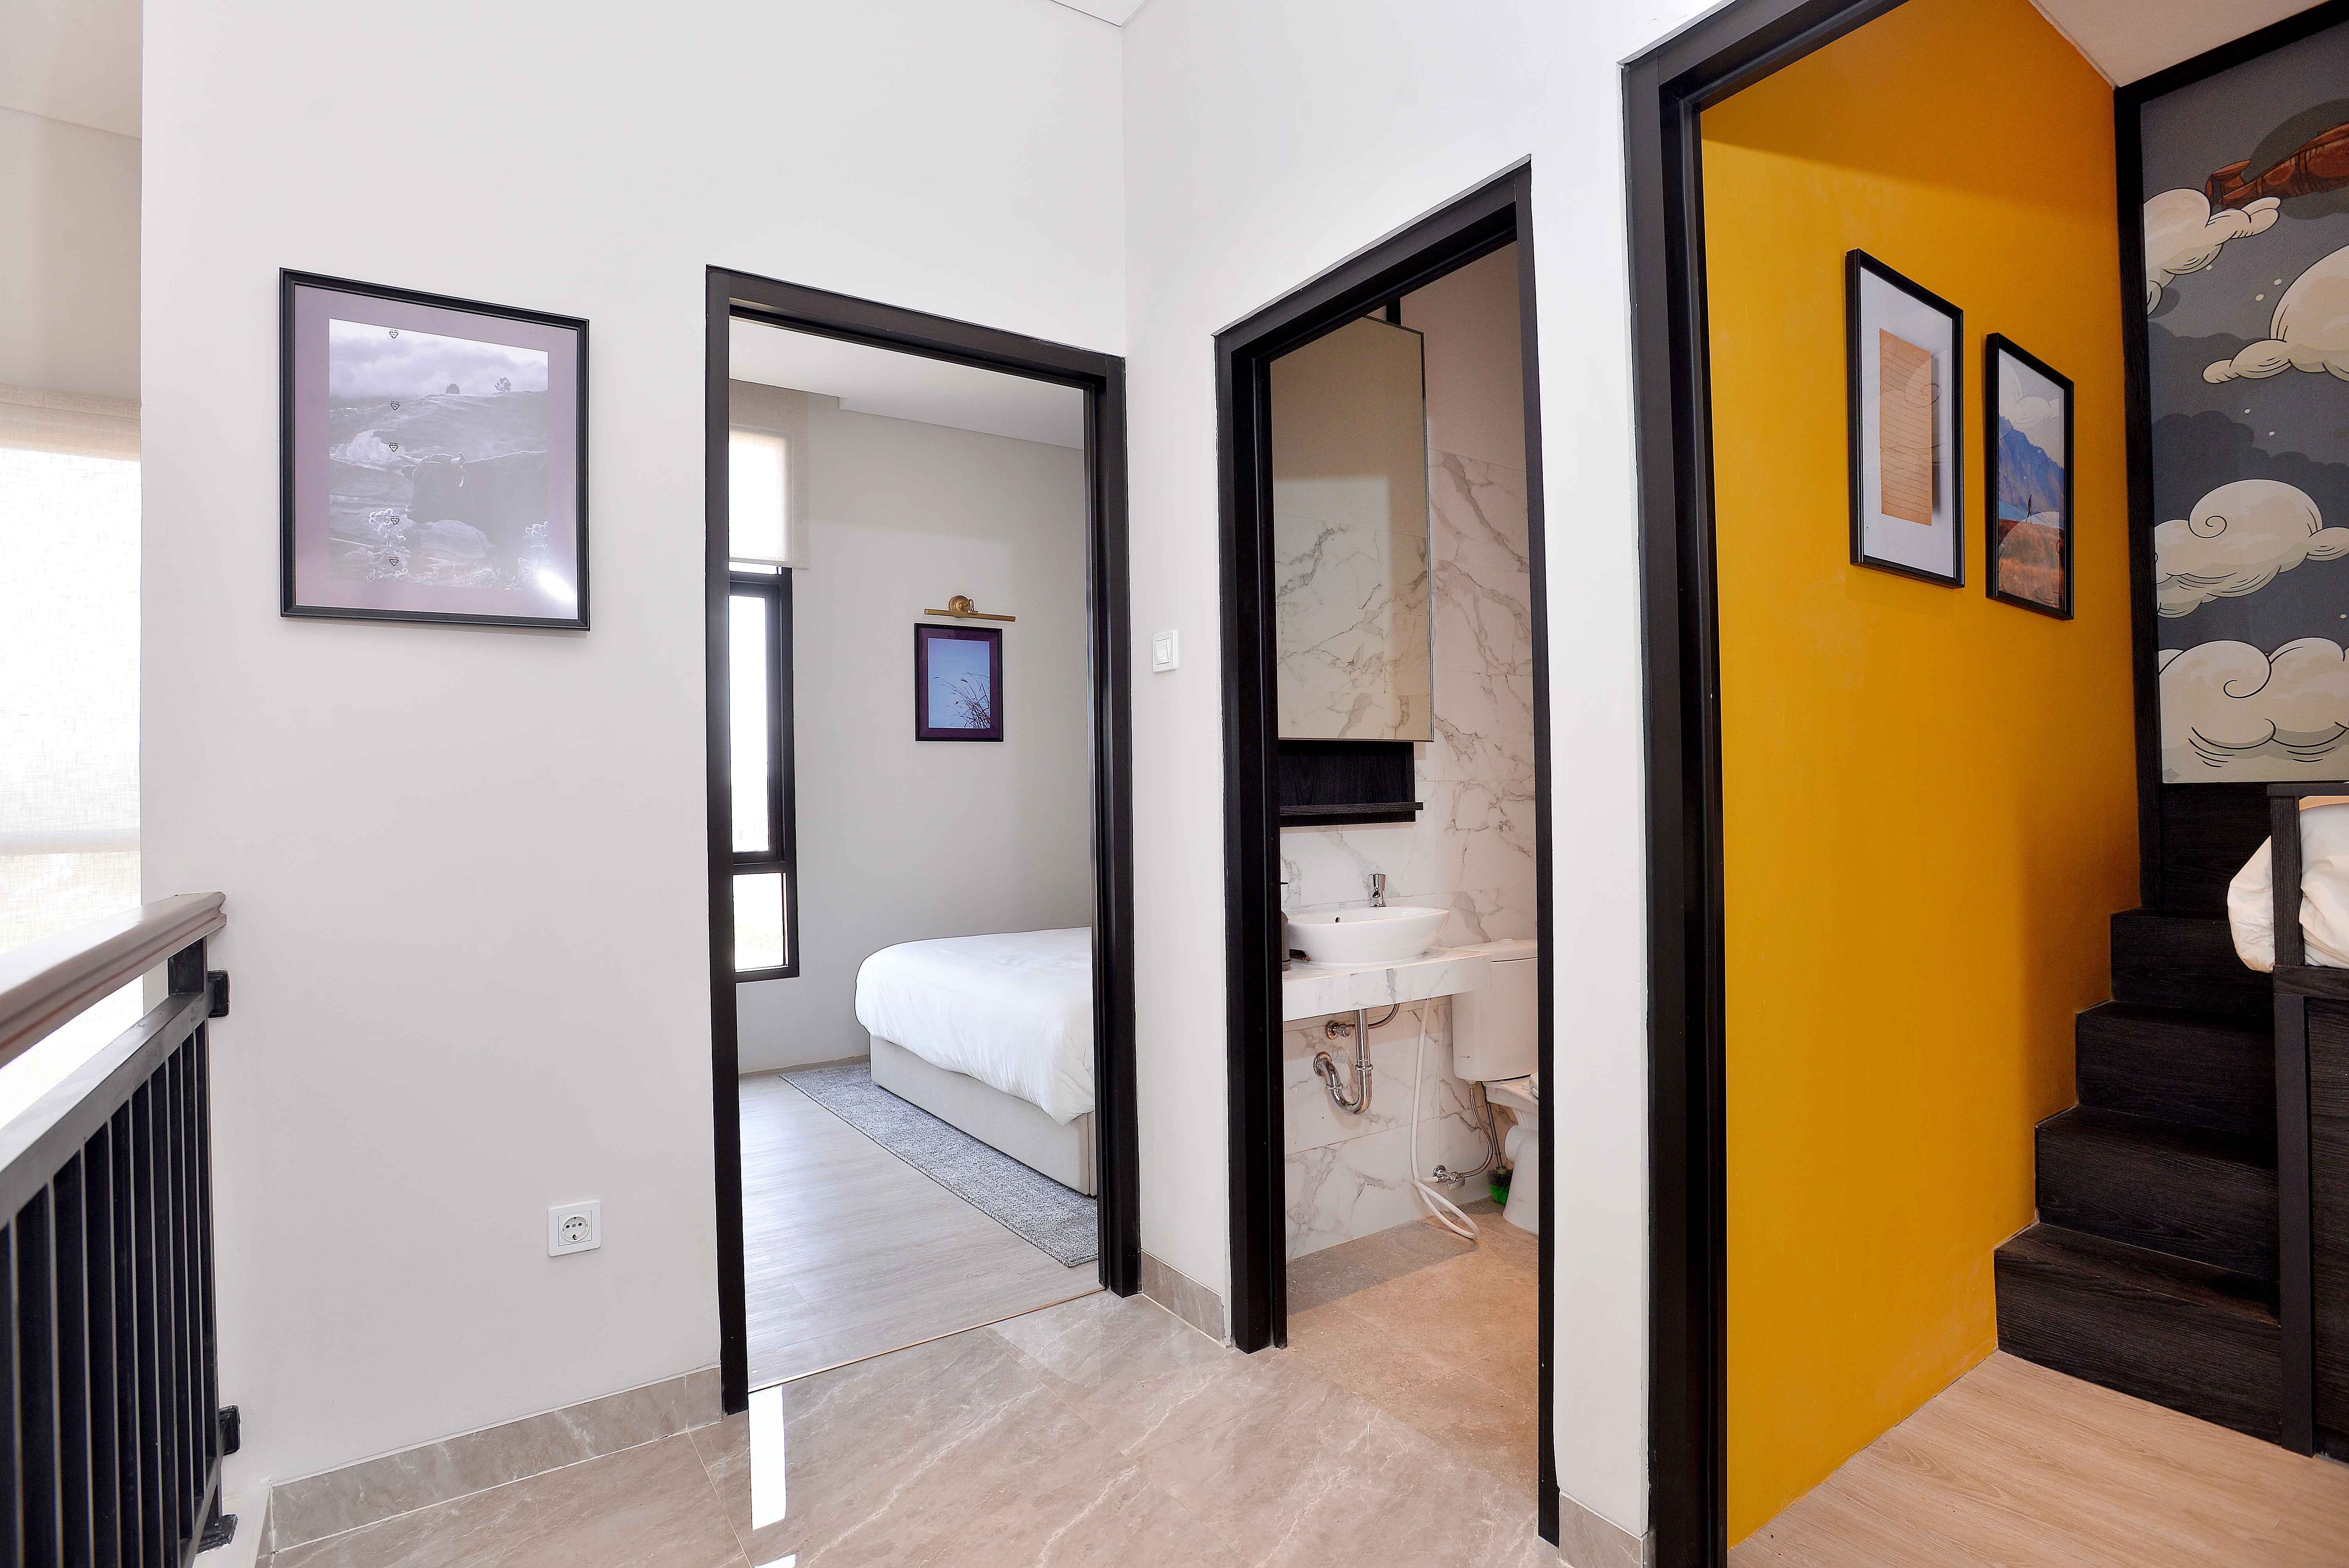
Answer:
[1286, 1201, 1542, 1499]
[258, 1289, 1553, 1568]
[741, 1071, 1098, 1386]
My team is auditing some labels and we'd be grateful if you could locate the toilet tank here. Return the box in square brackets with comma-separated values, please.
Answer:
[1451, 954, 1536, 1082]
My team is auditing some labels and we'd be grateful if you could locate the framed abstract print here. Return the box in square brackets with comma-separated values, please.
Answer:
[280, 270, 588, 629]
[1847, 250, 1964, 586]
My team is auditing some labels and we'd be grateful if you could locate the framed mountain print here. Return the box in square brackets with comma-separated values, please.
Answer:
[1984, 334, 2073, 618]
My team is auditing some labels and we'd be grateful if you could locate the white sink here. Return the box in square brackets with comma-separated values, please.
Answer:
[1285, 905, 1447, 966]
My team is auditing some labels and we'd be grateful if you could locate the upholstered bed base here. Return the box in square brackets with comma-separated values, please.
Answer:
[868, 1033, 1098, 1196]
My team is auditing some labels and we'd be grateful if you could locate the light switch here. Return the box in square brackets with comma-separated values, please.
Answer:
[1152, 630, 1180, 673]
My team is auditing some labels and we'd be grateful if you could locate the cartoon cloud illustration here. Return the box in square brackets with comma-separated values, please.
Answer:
[2160, 638, 2349, 779]
[2155, 479, 2349, 615]
[2143, 189, 2280, 312]
[2204, 244, 2349, 382]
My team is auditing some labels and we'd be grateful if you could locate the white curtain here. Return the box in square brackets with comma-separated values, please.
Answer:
[0, 384, 144, 1119]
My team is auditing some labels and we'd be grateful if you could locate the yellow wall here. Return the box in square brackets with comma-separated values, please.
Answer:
[1701, 0, 2137, 1541]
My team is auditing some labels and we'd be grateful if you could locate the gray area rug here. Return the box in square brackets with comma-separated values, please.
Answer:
[780, 1062, 1098, 1267]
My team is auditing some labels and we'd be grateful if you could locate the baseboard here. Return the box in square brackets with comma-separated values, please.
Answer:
[1139, 1250, 1228, 1343]
[1554, 1484, 1651, 1568]
[264, 1365, 723, 1554]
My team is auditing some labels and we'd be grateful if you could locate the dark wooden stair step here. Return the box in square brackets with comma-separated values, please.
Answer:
[2110, 909, 2269, 1020]
[2035, 1106, 2276, 1280]
[1995, 1222, 2279, 1441]
[2074, 1002, 2274, 1140]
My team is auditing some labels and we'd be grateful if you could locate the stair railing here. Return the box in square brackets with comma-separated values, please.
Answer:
[2264, 784, 2344, 1457]
[0, 892, 232, 1565]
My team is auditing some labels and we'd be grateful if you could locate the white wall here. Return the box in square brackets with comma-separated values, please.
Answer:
[140, 0, 1123, 1489]
[1120, 0, 1714, 1539]
[736, 396, 1094, 1073]
[0, 105, 139, 400]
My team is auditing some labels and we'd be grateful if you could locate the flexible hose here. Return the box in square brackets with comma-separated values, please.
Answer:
[1409, 1003, 1479, 1240]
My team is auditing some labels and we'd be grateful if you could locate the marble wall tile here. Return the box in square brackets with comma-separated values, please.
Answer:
[1283, 998, 1496, 1255]
[1280, 451, 1535, 951]
[1138, 1250, 1228, 1343]
[1273, 489, 1433, 740]
[267, 1367, 725, 1552]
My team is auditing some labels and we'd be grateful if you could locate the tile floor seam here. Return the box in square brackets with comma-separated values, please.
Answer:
[673, 1427, 758, 1568]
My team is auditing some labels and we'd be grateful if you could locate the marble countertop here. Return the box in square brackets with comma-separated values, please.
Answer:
[1280, 938, 1532, 1021]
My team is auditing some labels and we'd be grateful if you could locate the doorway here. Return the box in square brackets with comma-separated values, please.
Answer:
[1214, 164, 1559, 1539]
[702, 269, 1138, 1413]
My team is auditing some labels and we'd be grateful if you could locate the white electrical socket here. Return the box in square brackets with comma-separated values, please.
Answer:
[548, 1200, 601, 1256]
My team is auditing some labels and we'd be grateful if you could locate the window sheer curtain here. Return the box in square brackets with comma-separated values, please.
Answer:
[0, 383, 144, 1119]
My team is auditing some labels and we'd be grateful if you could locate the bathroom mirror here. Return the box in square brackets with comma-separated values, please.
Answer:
[1269, 315, 1434, 741]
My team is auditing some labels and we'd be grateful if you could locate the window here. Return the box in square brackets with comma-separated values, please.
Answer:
[730, 568, 796, 976]
[0, 387, 145, 1115]
[729, 427, 795, 566]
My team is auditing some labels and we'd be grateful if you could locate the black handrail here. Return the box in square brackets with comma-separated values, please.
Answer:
[0, 896, 230, 1564]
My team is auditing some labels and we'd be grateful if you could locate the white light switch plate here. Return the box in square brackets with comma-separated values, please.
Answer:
[1152, 629, 1180, 672]
[548, 1200, 601, 1256]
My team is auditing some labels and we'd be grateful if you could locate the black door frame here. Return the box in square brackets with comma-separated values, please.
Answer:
[704, 267, 1139, 1414]
[1624, 0, 2107, 1562]
[1213, 164, 1562, 1539]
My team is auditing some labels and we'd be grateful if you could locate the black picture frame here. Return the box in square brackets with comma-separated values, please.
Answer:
[913, 623, 1003, 741]
[1846, 249, 1964, 586]
[279, 269, 590, 630]
[1983, 333, 2075, 620]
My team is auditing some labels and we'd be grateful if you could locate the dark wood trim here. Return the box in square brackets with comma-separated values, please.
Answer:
[1212, 163, 1560, 1541]
[2112, 89, 2165, 905]
[1982, 333, 2075, 620]
[2271, 786, 2329, 1453]
[704, 269, 1139, 1415]
[278, 268, 590, 631]
[728, 568, 799, 981]
[1623, 3, 1923, 1563]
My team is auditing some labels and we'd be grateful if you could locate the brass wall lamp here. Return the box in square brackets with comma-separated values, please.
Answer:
[921, 594, 1016, 623]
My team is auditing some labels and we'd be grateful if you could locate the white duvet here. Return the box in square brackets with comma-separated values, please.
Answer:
[854, 928, 1095, 1123]
[2227, 801, 2349, 971]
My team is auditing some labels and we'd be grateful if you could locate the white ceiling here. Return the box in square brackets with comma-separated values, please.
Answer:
[729, 318, 1087, 450]
[1050, 0, 1151, 23]
[2034, 0, 2324, 84]
[0, 0, 140, 136]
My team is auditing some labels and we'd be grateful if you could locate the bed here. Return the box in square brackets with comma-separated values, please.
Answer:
[2228, 798, 2349, 971]
[854, 927, 1098, 1195]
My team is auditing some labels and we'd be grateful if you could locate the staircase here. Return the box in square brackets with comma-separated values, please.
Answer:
[1995, 905, 2285, 1440]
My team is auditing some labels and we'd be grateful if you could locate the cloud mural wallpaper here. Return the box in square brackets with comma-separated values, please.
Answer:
[2141, 16, 2349, 781]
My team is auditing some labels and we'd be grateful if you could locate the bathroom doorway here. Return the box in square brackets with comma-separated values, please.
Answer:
[1215, 165, 1558, 1540]
[702, 270, 1138, 1413]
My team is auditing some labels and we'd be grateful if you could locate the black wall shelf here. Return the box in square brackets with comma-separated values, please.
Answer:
[1276, 738, 1421, 827]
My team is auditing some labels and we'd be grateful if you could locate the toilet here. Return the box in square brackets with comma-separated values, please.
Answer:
[1449, 941, 1540, 1234]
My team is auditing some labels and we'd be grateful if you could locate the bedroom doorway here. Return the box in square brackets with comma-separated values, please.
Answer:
[702, 269, 1135, 1412]
[1214, 165, 1560, 1541]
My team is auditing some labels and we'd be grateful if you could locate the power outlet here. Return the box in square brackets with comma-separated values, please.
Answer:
[547, 1200, 601, 1256]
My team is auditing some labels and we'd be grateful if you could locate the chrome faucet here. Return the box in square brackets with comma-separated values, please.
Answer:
[1369, 873, 1387, 908]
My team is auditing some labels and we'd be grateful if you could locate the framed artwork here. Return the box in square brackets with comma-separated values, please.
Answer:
[280, 270, 588, 629]
[914, 623, 1003, 741]
[1984, 334, 2074, 618]
[1846, 251, 1964, 585]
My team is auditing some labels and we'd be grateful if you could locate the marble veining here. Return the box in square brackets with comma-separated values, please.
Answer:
[1282, 999, 1493, 1258]
[1279, 944, 1490, 1021]
[1281, 452, 1535, 950]
[1273, 490, 1433, 740]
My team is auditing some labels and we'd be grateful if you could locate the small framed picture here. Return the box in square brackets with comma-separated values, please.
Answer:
[914, 624, 1003, 741]
[280, 270, 588, 629]
[1846, 251, 1963, 586]
[1984, 334, 2073, 619]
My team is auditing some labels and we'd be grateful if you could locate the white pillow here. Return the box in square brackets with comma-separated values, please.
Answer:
[2227, 800, 2349, 971]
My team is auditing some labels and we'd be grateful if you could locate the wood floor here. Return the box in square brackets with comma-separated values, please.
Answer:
[741, 1071, 1098, 1387]
[1734, 1352, 2349, 1566]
